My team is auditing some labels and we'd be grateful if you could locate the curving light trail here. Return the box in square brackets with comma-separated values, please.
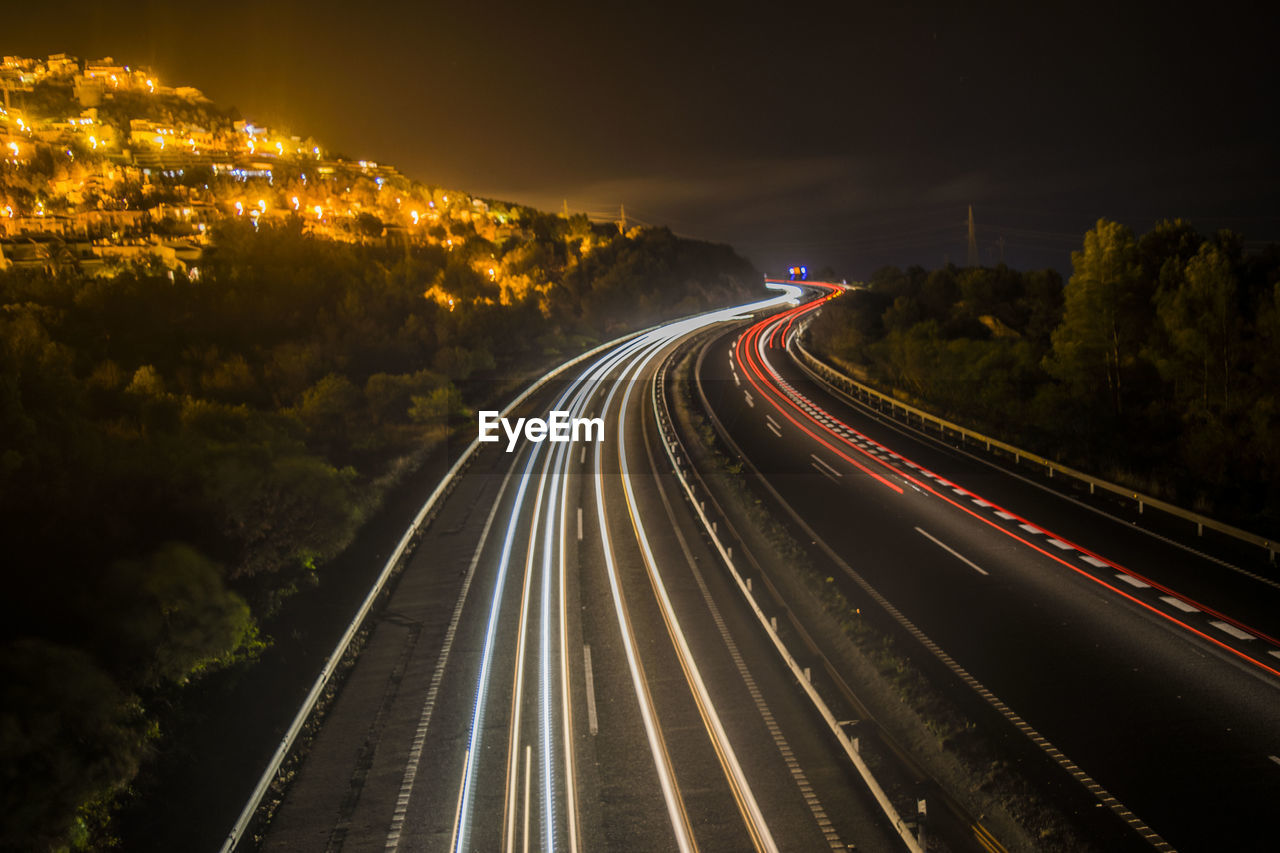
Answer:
[611, 329, 781, 852]
[454, 284, 802, 852]
[733, 280, 1280, 681]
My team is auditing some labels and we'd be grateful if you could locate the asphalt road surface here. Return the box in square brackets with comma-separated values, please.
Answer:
[258, 287, 914, 852]
[696, 282, 1280, 852]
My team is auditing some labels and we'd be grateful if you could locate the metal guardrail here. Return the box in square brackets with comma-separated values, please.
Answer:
[652, 345, 924, 853]
[792, 334, 1277, 564]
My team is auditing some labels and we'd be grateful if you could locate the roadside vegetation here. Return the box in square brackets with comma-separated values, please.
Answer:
[807, 219, 1280, 534]
[0, 217, 755, 850]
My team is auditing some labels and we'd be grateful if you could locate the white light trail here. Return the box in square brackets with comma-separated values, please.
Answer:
[455, 284, 800, 851]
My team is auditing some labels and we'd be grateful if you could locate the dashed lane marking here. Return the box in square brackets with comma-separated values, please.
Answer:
[1080, 555, 1107, 568]
[1115, 574, 1151, 589]
[1210, 620, 1254, 641]
[1159, 595, 1198, 614]
[915, 526, 990, 576]
[810, 454, 842, 479]
[583, 644, 599, 735]
[1046, 538, 1074, 550]
[812, 462, 840, 483]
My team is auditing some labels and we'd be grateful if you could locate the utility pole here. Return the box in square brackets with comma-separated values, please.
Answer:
[619, 203, 626, 234]
[966, 205, 979, 267]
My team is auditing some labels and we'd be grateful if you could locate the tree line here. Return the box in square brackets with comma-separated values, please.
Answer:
[0, 216, 756, 850]
[807, 218, 1280, 533]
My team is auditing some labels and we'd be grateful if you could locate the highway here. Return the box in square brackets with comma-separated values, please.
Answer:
[697, 282, 1280, 851]
[257, 288, 917, 852]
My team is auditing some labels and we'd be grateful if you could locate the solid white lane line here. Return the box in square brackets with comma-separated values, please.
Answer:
[915, 527, 989, 576]
[1018, 523, 1042, 535]
[1115, 573, 1150, 589]
[1046, 538, 1073, 550]
[1080, 555, 1107, 568]
[1210, 620, 1254, 641]
[583, 645, 599, 735]
[1159, 595, 1198, 614]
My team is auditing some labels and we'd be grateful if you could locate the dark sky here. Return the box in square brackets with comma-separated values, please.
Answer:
[8, 0, 1280, 277]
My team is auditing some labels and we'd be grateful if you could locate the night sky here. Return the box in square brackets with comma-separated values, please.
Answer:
[8, 0, 1280, 278]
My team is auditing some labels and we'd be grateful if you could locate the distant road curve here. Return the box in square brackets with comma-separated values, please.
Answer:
[697, 281, 1280, 852]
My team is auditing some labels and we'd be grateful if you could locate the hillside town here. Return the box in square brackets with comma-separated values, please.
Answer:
[0, 53, 523, 293]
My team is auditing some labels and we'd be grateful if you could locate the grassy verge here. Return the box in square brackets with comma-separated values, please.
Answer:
[669, 338, 1091, 852]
